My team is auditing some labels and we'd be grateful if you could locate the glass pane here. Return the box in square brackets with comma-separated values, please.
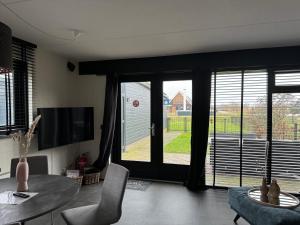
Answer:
[163, 80, 192, 165]
[10, 73, 14, 126]
[0, 72, 14, 127]
[214, 71, 241, 187]
[275, 71, 300, 86]
[208, 70, 268, 188]
[272, 93, 300, 193]
[0, 73, 6, 126]
[242, 70, 267, 187]
[206, 74, 215, 186]
[121, 82, 151, 162]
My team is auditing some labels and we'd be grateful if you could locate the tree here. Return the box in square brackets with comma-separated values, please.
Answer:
[249, 94, 295, 140]
[248, 97, 267, 139]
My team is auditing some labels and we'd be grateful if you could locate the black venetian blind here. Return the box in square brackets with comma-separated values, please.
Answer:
[0, 38, 36, 135]
[206, 70, 268, 188]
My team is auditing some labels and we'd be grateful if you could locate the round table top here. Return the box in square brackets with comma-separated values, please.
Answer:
[0, 175, 80, 225]
[248, 188, 300, 209]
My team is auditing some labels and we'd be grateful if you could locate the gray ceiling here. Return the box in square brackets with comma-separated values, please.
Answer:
[1, 0, 300, 60]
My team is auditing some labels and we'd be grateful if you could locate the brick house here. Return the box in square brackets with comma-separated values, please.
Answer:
[170, 91, 192, 111]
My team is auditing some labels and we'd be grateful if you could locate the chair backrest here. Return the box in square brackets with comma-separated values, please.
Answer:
[10, 156, 49, 177]
[98, 163, 129, 223]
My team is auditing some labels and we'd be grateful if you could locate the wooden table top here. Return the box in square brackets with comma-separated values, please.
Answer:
[0, 175, 80, 225]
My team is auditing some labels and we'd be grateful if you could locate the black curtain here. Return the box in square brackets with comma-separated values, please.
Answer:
[186, 68, 212, 190]
[93, 73, 119, 171]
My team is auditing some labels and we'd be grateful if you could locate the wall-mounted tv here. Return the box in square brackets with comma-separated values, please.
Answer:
[37, 107, 94, 150]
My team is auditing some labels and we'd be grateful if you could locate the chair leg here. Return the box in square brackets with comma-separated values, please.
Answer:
[233, 214, 240, 224]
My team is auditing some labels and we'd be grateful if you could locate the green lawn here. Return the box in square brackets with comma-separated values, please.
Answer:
[167, 116, 245, 134]
[164, 133, 191, 154]
[167, 117, 191, 131]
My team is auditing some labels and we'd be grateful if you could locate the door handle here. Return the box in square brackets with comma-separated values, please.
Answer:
[149, 123, 155, 136]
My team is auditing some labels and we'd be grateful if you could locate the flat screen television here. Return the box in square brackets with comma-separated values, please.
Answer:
[37, 107, 94, 150]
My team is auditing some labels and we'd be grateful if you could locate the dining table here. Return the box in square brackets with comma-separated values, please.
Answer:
[0, 175, 80, 225]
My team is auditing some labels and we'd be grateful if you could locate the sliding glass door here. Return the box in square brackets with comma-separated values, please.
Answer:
[207, 68, 300, 193]
[207, 70, 268, 188]
[113, 74, 192, 181]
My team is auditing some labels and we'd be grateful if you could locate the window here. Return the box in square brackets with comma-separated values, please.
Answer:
[207, 68, 300, 193]
[206, 70, 268, 187]
[0, 38, 36, 135]
[275, 70, 300, 86]
[271, 70, 300, 193]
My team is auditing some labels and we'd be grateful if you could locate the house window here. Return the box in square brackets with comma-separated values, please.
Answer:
[0, 38, 36, 135]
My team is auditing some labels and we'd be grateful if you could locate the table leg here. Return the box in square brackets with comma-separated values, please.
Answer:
[233, 214, 240, 223]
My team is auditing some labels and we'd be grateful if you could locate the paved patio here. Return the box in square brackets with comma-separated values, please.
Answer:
[121, 132, 300, 193]
[122, 131, 191, 165]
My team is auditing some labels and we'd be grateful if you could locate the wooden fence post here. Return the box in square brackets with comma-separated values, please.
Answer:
[184, 117, 187, 132]
[167, 117, 170, 132]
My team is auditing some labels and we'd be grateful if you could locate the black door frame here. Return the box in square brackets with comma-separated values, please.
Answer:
[111, 72, 193, 182]
[267, 68, 300, 184]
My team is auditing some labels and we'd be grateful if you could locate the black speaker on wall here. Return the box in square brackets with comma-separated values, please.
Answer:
[67, 62, 76, 72]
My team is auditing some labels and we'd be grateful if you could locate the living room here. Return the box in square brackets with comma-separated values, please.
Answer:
[1, 1, 300, 225]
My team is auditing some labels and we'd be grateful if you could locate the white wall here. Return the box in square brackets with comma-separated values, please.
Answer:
[73, 74, 106, 165]
[0, 47, 106, 177]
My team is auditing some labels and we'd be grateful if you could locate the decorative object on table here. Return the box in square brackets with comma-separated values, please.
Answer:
[247, 188, 299, 208]
[257, 141, 270, 198]
[10, 115, 42, 192]
[260, 177, 269, 201]
[268, 179, 280, 205]
[15, 158, 29, 192]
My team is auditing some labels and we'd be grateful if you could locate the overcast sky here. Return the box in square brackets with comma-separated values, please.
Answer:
[163, 80, 192, 100]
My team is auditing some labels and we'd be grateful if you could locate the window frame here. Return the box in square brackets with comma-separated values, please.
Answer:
[0, 38, 35, 136]
[208, 66, 300, 193]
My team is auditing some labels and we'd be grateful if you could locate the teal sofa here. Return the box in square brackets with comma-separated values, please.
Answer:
[228, 187, 300, 225]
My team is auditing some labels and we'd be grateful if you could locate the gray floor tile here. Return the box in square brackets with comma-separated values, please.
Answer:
[26, 181, 249, 225]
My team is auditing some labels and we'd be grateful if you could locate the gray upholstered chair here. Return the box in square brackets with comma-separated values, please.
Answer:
[61, 163, 129, 225]
[10, 155, 49, 177]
